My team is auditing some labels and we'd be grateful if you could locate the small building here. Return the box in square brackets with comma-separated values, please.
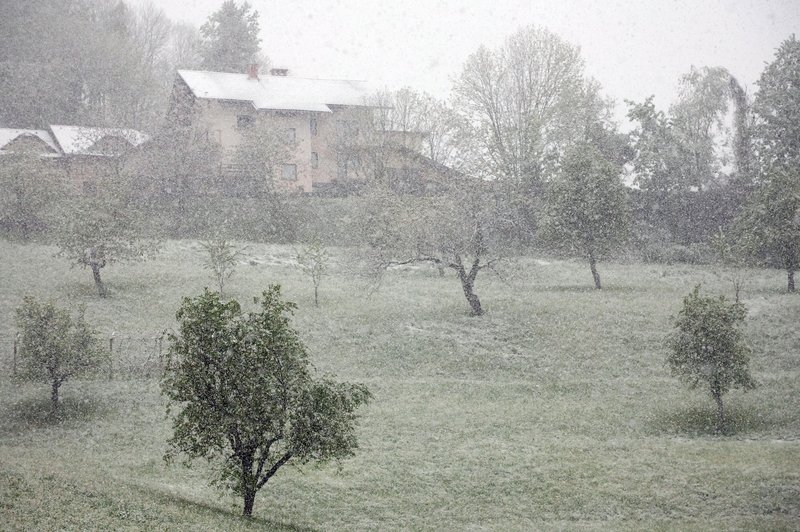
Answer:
[0, 125, 148, 192]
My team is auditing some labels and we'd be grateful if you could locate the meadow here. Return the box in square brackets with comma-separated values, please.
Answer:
[0, 239, 798, 530]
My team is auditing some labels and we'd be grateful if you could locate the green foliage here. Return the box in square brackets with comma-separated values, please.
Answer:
[665, 285, 756, 432]
[14, 296, 104, 415]
[162, 286, 370, 516]
[55, 196, 159, 297]
[295, 237, 329, 306]
[736, 166, 800, 291]
[200, 1, 261, 73]
[753, 35, 800, 169]
[540, 142, 630, 288]
[199, 239, 243, 296]
[0, 155, 65, 240]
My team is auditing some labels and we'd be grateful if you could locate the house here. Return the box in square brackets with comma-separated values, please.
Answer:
[169, 66, 374, 193]
[0, 125, 148, 192]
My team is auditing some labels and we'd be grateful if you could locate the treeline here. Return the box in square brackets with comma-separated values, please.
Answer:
[0, 4, 797, 296]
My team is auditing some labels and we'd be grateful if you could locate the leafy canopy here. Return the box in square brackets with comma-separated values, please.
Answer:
[14, 296, 104, 414]
[162, 286, 370, 516]
[540, 142, 630, 257]
[665, 286, 755, 416]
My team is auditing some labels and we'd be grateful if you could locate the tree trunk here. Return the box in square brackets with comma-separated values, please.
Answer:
[50, 379, 61, 415]
[713, 389, 725, 434]
[241, 451, 256, 517]
[455, 261, 483, 316]
[243, 488, 256, 517]
[314, 284, 319, 307]
[91, 263, 107, 297]
[788, 268, 795, 293]
[588, 251, 601, 289]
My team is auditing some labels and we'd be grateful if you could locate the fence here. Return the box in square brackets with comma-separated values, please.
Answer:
[3, 334, 166, 380]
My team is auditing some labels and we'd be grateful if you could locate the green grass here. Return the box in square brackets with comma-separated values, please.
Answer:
[0, 239, 798, 530]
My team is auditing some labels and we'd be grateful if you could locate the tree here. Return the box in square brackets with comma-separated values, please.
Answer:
[162, 287, 370, 517]
[358, 178, 507, 316]
[295, 236, 329, 307]
[752, 35, 800, 170]
[232, 117, 291, 197]
[539, 142, 630, 289]
[627, 66, 751, 246]
[56, 195, 158, 297]
[199, 1, 261, 73]
[665, 285, 756, 433]
[738, 35, 800, 292]
[0, 155, 65, 240]
[452, 26, 602, 238]
[14, 297, 103, 415]
[736, 166, 800, 292]
[200, 239, 243, 297]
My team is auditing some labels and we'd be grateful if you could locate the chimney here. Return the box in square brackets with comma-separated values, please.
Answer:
[247, 63, 259, 80]
[269, 68, 289, 77]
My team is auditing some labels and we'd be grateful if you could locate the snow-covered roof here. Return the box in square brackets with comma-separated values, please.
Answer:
[0, 128, 60, 154]
[49, 125, 148, 156]
[177, 70, 372, 113]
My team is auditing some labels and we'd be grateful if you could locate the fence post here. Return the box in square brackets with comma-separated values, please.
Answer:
[108, 336, 114, 380]
[13, 333, 19, 376]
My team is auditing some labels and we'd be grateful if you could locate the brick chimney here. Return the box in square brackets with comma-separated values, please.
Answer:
[247, 63, 259, 80]
[269, 68, 289, 77]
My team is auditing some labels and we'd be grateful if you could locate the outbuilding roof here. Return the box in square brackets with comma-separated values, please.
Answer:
[0, 128, 60, 154]
[177, 69, 372, 113]
[49, 125, 148, 156]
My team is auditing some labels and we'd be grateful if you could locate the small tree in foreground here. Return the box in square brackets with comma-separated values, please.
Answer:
[14, 297, 103, 415]
[162, 286, 370, 517]
[665, 285, 756, 433]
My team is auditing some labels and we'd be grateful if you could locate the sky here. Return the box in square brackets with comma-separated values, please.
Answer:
[141, 0, 799, 124]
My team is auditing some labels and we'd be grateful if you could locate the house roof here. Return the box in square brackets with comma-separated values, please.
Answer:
[177, 69, 372, 113]
[49, 125, 148, 156]
[0, 128, 60, 154]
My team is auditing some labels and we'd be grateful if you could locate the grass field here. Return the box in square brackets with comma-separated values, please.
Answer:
[0, 239, 798, 530]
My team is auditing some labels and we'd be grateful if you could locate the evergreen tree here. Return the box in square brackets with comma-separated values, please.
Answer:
[199, 1, 261, 73]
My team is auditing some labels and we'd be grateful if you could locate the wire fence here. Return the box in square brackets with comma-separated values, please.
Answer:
[2, 334, 166, 380]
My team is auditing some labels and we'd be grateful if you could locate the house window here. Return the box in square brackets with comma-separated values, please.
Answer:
[286, 128, 296, 143]
[237, 115, 253, 129]
[310, 152, 318, 169]
[310, 118, 318, 135]
[282, 164, 297, 181]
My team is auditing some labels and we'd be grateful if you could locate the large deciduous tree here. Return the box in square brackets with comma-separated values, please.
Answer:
[162, 286, 370, 517]
[665, 286, 756, 433]
[539, 142, 630, 289]
[452, 26, 601, 238]
[199, 1, 261, 73]
[737, 35, 800, 292]
[14, 297, 104, 415]
[752, 35, 800, 170]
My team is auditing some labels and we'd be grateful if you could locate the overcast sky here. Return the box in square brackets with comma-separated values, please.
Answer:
[145, 0, 799, 124]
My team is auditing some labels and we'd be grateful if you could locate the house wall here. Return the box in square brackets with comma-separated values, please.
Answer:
[183, 94, 371, 194]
